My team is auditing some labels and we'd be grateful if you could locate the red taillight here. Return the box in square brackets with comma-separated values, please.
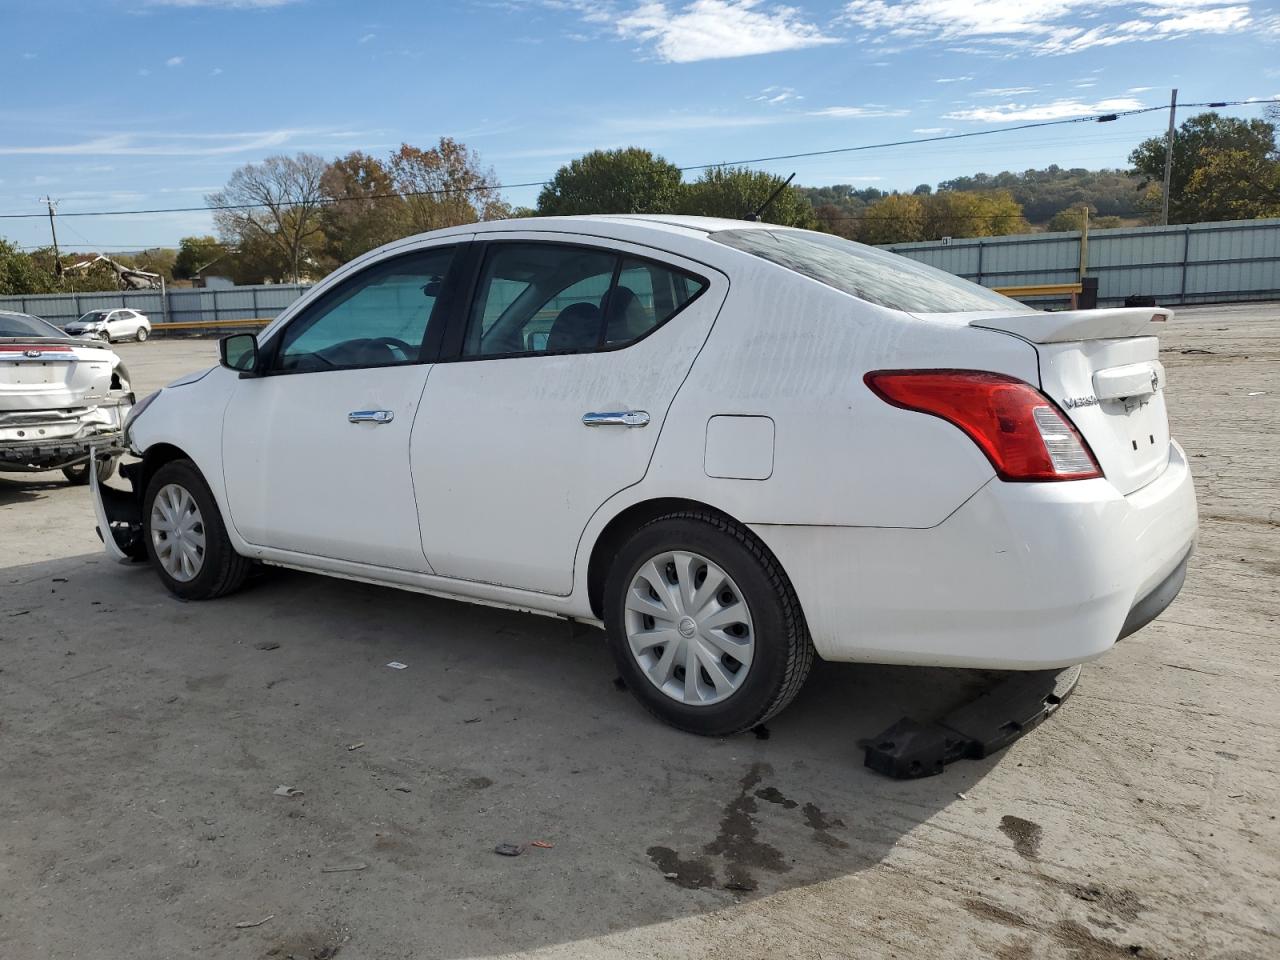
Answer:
[864, 369, 1102, 482]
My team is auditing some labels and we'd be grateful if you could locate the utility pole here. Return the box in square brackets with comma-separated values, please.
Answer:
[1160, 88, 1178, 227]
[40, 195, 63, 276]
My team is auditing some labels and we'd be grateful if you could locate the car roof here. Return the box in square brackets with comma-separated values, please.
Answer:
[420, 214, 780, 243]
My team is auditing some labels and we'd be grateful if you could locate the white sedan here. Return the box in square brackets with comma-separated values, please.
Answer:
[94, 216, 1198, 735]
[64, 308, 152, 343]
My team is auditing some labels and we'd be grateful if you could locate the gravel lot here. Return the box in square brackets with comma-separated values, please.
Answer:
[1, 304, 1277, 960]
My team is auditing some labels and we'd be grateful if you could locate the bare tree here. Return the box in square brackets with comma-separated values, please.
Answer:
[208, 153, 329, 283]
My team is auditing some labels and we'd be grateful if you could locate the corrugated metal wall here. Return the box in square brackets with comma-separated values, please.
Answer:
[888, 217, 1280, 307]
[4, 217, 1278, 324]
[0, 284, 309, 327]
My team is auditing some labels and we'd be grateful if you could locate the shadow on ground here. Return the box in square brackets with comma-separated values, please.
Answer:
[0, 552, 1006, 959]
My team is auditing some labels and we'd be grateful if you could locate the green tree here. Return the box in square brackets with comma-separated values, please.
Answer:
[0, 239, 56, 295]
[679, 166, 817, 227]
[1046, 206, 1124, 232]
[855, 193, 926, 244]
[1183, 149, 1280, 221]
[536, 148, 682, 216]
[173, 236, 227, 280]
[1129, 112, 1277, 222]
[923, 190, 1026, 239]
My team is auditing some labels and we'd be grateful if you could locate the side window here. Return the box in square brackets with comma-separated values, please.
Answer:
[274, 247, 454, 373]
[464, 244, 616, 357]
[605, 258, 704, 345]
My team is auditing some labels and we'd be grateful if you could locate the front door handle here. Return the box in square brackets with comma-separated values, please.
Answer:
[583, 410, 650, 428]
[349, 409, 394, 424]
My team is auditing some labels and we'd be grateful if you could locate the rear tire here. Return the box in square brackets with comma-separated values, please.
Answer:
[143, 459, 251, 600]
[603, 510, 814, 736]
[135, 326, 149, 342]
[62, 456, 117, 485]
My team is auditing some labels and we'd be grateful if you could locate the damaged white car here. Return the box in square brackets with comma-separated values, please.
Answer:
[0, 310, 133, 484]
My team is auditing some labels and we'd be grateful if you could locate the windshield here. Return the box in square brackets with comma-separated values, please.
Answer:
[0, 312, 67, 339]
[713, 228, 1025, 314]
[77, 311, 110, 323]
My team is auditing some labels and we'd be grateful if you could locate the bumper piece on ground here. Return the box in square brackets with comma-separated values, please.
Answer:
[91, 454, 147, 562]
[863, 664, 1081, 779]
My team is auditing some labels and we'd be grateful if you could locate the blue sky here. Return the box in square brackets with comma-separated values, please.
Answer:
[1, 0, 1276, 250]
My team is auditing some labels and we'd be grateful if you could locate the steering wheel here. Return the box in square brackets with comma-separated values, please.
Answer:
[367, 336, 416, 361]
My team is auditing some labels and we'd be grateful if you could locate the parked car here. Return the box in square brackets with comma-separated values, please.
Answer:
[64, 308, 151, 343]
[92, 216, 1198, 735]
[1, 310, 133, 483]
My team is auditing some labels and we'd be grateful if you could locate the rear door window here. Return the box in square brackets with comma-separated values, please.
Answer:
[462, 243, 709, 358]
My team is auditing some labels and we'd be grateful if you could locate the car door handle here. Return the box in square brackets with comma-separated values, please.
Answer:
[348, 409, 394, 424]
[582, 410, 650, 428]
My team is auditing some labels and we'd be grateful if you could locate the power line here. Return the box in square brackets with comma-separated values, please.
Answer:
[0, 98, 1268, 222]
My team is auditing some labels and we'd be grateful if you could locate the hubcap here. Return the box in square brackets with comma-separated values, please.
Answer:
[150, 483, 206, 582]
[623, 550, 755, 706]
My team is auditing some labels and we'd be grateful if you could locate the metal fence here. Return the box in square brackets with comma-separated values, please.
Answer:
[888, 217, 1280, 307]
[0, 284, 310, 328]
[4, 217, 1279, 325]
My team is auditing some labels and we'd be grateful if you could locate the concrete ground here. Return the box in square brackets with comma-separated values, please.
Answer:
[1, 305, 1277, 960]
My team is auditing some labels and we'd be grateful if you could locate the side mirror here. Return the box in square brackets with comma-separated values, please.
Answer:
[220, 333, 259, 374]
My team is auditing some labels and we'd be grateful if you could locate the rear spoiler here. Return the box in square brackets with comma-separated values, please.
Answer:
[971, 307, 1173, 344]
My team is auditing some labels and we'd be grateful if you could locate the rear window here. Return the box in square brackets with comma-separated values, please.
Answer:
[712, 228, 1023, 314]
[0, 312, 64, 338]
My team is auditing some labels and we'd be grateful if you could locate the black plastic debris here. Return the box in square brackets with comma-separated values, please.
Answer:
[863, 664, 1082, 779]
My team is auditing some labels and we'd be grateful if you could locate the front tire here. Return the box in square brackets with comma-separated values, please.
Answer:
[135, 326, 149, 342]
[603, 511, 814, 736]
[143, 459, 251, 600]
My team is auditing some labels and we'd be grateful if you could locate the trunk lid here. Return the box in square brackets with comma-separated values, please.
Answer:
[0, 338, 116, 412]
[970, 308, 1173, 495]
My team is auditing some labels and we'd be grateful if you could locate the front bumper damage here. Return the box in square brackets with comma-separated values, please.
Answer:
[91, 451, 147, 562]
[0, 397, 132, 472]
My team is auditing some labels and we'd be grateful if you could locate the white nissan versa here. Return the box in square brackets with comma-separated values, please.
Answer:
[93, 216, 1198, 735]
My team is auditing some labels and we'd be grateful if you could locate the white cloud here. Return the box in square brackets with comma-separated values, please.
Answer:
[359, 32, 376, 43]
[935, 75, 973, 83]
[748, 85, 802, 104]
[210, 67, 224, 76]
[165, 56, 185, 67]
[943, 96, 1144, 122]
[0, 129, 316, 157]
[912, 126, 954, 133]
[842, 0, 1252, 56]
[616, 1, 841, 62]
[975, 86, 1037, 96]
[1126, 85, 1154, 92]
[145, 1, 299, 7]
[808, 105, 910, 118]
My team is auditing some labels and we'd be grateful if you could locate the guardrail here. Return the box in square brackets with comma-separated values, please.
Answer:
[151, 318, 272, 336]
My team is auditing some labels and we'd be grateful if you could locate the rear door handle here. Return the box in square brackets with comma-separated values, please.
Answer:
[349, 409, 394, 424]
[582, 410, 650, 428]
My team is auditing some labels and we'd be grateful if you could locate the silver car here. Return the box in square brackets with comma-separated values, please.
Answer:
[0, 310, 133, 483]
[64, 308, 152, 343]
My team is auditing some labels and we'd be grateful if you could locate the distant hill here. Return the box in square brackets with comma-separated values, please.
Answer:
[799, 165, 1145, 226]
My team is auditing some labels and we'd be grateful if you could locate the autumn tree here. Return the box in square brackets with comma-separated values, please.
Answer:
[388, 139, 508, 234]
[1046, 206, 1124, 232]
[1129, 112, 1277, 223]
[319, 151, 409, 269]
[537, 148, 682, 216]
[207, 153, 329, 282]
[679, 166, 817, 228]
[854, 193, 926, 244]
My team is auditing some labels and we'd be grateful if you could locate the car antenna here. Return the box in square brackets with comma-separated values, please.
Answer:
[744, 172, 796, 222]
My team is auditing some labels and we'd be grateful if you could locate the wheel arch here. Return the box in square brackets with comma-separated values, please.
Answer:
[138, 442, 197, 498]
[585, 496, 765, 619]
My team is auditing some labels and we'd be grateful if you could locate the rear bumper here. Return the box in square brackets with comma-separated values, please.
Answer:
[751, 440, 1198, 669]
[0, 400, 131, 471]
